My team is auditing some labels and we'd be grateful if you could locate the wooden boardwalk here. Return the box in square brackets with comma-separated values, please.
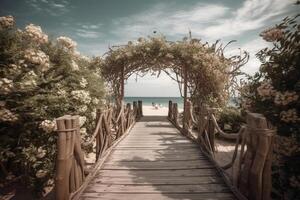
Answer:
[80, 116, 236, 200]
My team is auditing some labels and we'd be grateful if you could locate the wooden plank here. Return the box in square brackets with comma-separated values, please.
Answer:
[98, 169, 218, 177]
[90, 176, 223, 185]
[84, 184, 230, 193]
[80, 193, 236, 200]
[106, 154, 206, 161]
[102, 160, 214, 170]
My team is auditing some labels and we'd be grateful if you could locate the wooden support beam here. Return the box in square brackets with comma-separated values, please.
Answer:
[183, 65, 188, 131]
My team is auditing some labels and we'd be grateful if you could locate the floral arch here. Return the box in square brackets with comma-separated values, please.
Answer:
[99, 35, 248, 110]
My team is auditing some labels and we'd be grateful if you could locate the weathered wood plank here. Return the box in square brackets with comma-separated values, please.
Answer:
[98, 169, 218, 177]
[90, 176, 223, 185]
[80, 193, 235, 200]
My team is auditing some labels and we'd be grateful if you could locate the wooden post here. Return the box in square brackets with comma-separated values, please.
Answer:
[120, 66, 125, 102]
[133, 101, 137, 119]
[95, 109, 101, 160]
[168, 101, 172, 118]
[55, 116, 78, 200]
[138, 100, 143, 118]
[208, 116, 215, 153]
[238, 113, 274, 200]
[183, 65, 188, 131]
[126, 103, 131, 128]
[173, 103, 179, 127]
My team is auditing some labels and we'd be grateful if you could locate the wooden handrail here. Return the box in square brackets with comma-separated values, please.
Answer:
[54, 101, 143, 200]
[167, 101, 275, 200]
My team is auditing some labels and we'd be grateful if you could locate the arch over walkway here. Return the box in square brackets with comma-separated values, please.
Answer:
[99, 36, 248, 129]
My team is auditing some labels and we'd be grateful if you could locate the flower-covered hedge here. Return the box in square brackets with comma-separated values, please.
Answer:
[240, 15, 300, 199]
[0, 16, 105, 195]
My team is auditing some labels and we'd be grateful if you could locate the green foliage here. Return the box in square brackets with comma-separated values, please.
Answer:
[217, 107, 245, 133]
[0, 16, 105, 195]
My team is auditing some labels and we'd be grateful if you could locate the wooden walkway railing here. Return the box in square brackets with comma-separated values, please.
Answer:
[54, 101, 143, 200]
[168, 100, 275, 200]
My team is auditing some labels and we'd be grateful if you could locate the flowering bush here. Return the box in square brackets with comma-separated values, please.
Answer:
[240, 15, 300, 199]
[0, 16, 105, 195]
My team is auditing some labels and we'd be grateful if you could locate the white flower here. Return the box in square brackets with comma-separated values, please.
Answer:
[79, 78, 88, 88]
[165, 53, 173, 59]
[257, 81, 275, 100]
[57, 36, 77, 52]
[92, 98, 99, 105]
[24, 24, 48, 44]
[78, 105, 88, 113]
[0, 108, 18, 122]
[0, 78, 13, 94]
[80, 128, 87, 136]
[0, 15, 14, 29]
[19, 70, 38, 88]
[24, 49, 50, 71]
[70, 60, 79, 71]
[39, 120, 56, 133]
[91, 110, 97, 119]
[280, 109, 300, 123]
[36, 147, 46, 159]
[274, 91, 298, 106]
[36, 170, 47, 178]
[71, 90, 91, 104]
[79, 116, 86, 127]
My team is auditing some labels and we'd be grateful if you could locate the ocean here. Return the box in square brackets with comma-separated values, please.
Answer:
[124, 97, 184, 109]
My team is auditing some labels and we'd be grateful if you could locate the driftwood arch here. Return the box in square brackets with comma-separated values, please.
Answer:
[100, 35, 248, 128]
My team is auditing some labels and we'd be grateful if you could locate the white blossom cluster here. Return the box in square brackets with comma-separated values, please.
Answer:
[36, 169, 47, 178]
[24, 49, 50, 71]
[24, 24, 48, 44]
[20, 70, 38, 88]
[71, 90, 91, 104]
[79, 116, 86, 127]
[78, 105, 88, 113]
[71, 60, 79, 71]
[257, 81, 275, 100]
[0, 15, 14, 29]
[80, 77, 88, 88]
[274, 91, 299, 106]
[0, 108, 18, 122]
[92, 98, 99, 105]
[280, 109, 300, 123]
[39, 119, 56, 133]
[56, 36, 77, 52]
[36, 147, 46, 159]
[260, 27, 283, 42]
[0, 78, 13, 94]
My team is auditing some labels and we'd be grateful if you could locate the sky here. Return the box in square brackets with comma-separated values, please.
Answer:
[0, 0, 298, 97]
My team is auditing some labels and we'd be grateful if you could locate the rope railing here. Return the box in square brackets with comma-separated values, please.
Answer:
[167, 100, 275, 200]
[54, 101, 143, 200]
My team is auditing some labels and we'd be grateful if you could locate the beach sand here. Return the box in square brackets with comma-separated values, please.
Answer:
[143, 105, 183, 116]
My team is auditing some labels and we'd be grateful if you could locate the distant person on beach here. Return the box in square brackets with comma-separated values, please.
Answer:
[155, 104, 159, 109]
[152, 102, 155, 107]
[159, 104, 163, 108]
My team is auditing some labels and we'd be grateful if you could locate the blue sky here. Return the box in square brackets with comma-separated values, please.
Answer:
[0, 0, 298, 96]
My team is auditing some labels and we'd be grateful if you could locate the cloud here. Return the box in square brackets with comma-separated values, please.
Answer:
[76, 29, 102, 39]
[27, 0, 70, 16]
[111, 3, 229, 42]
[199, 0, 292, 39]
[110, 0, 294, 43]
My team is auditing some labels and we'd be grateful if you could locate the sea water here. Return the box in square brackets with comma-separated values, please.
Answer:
[124, 97, 184, 109]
